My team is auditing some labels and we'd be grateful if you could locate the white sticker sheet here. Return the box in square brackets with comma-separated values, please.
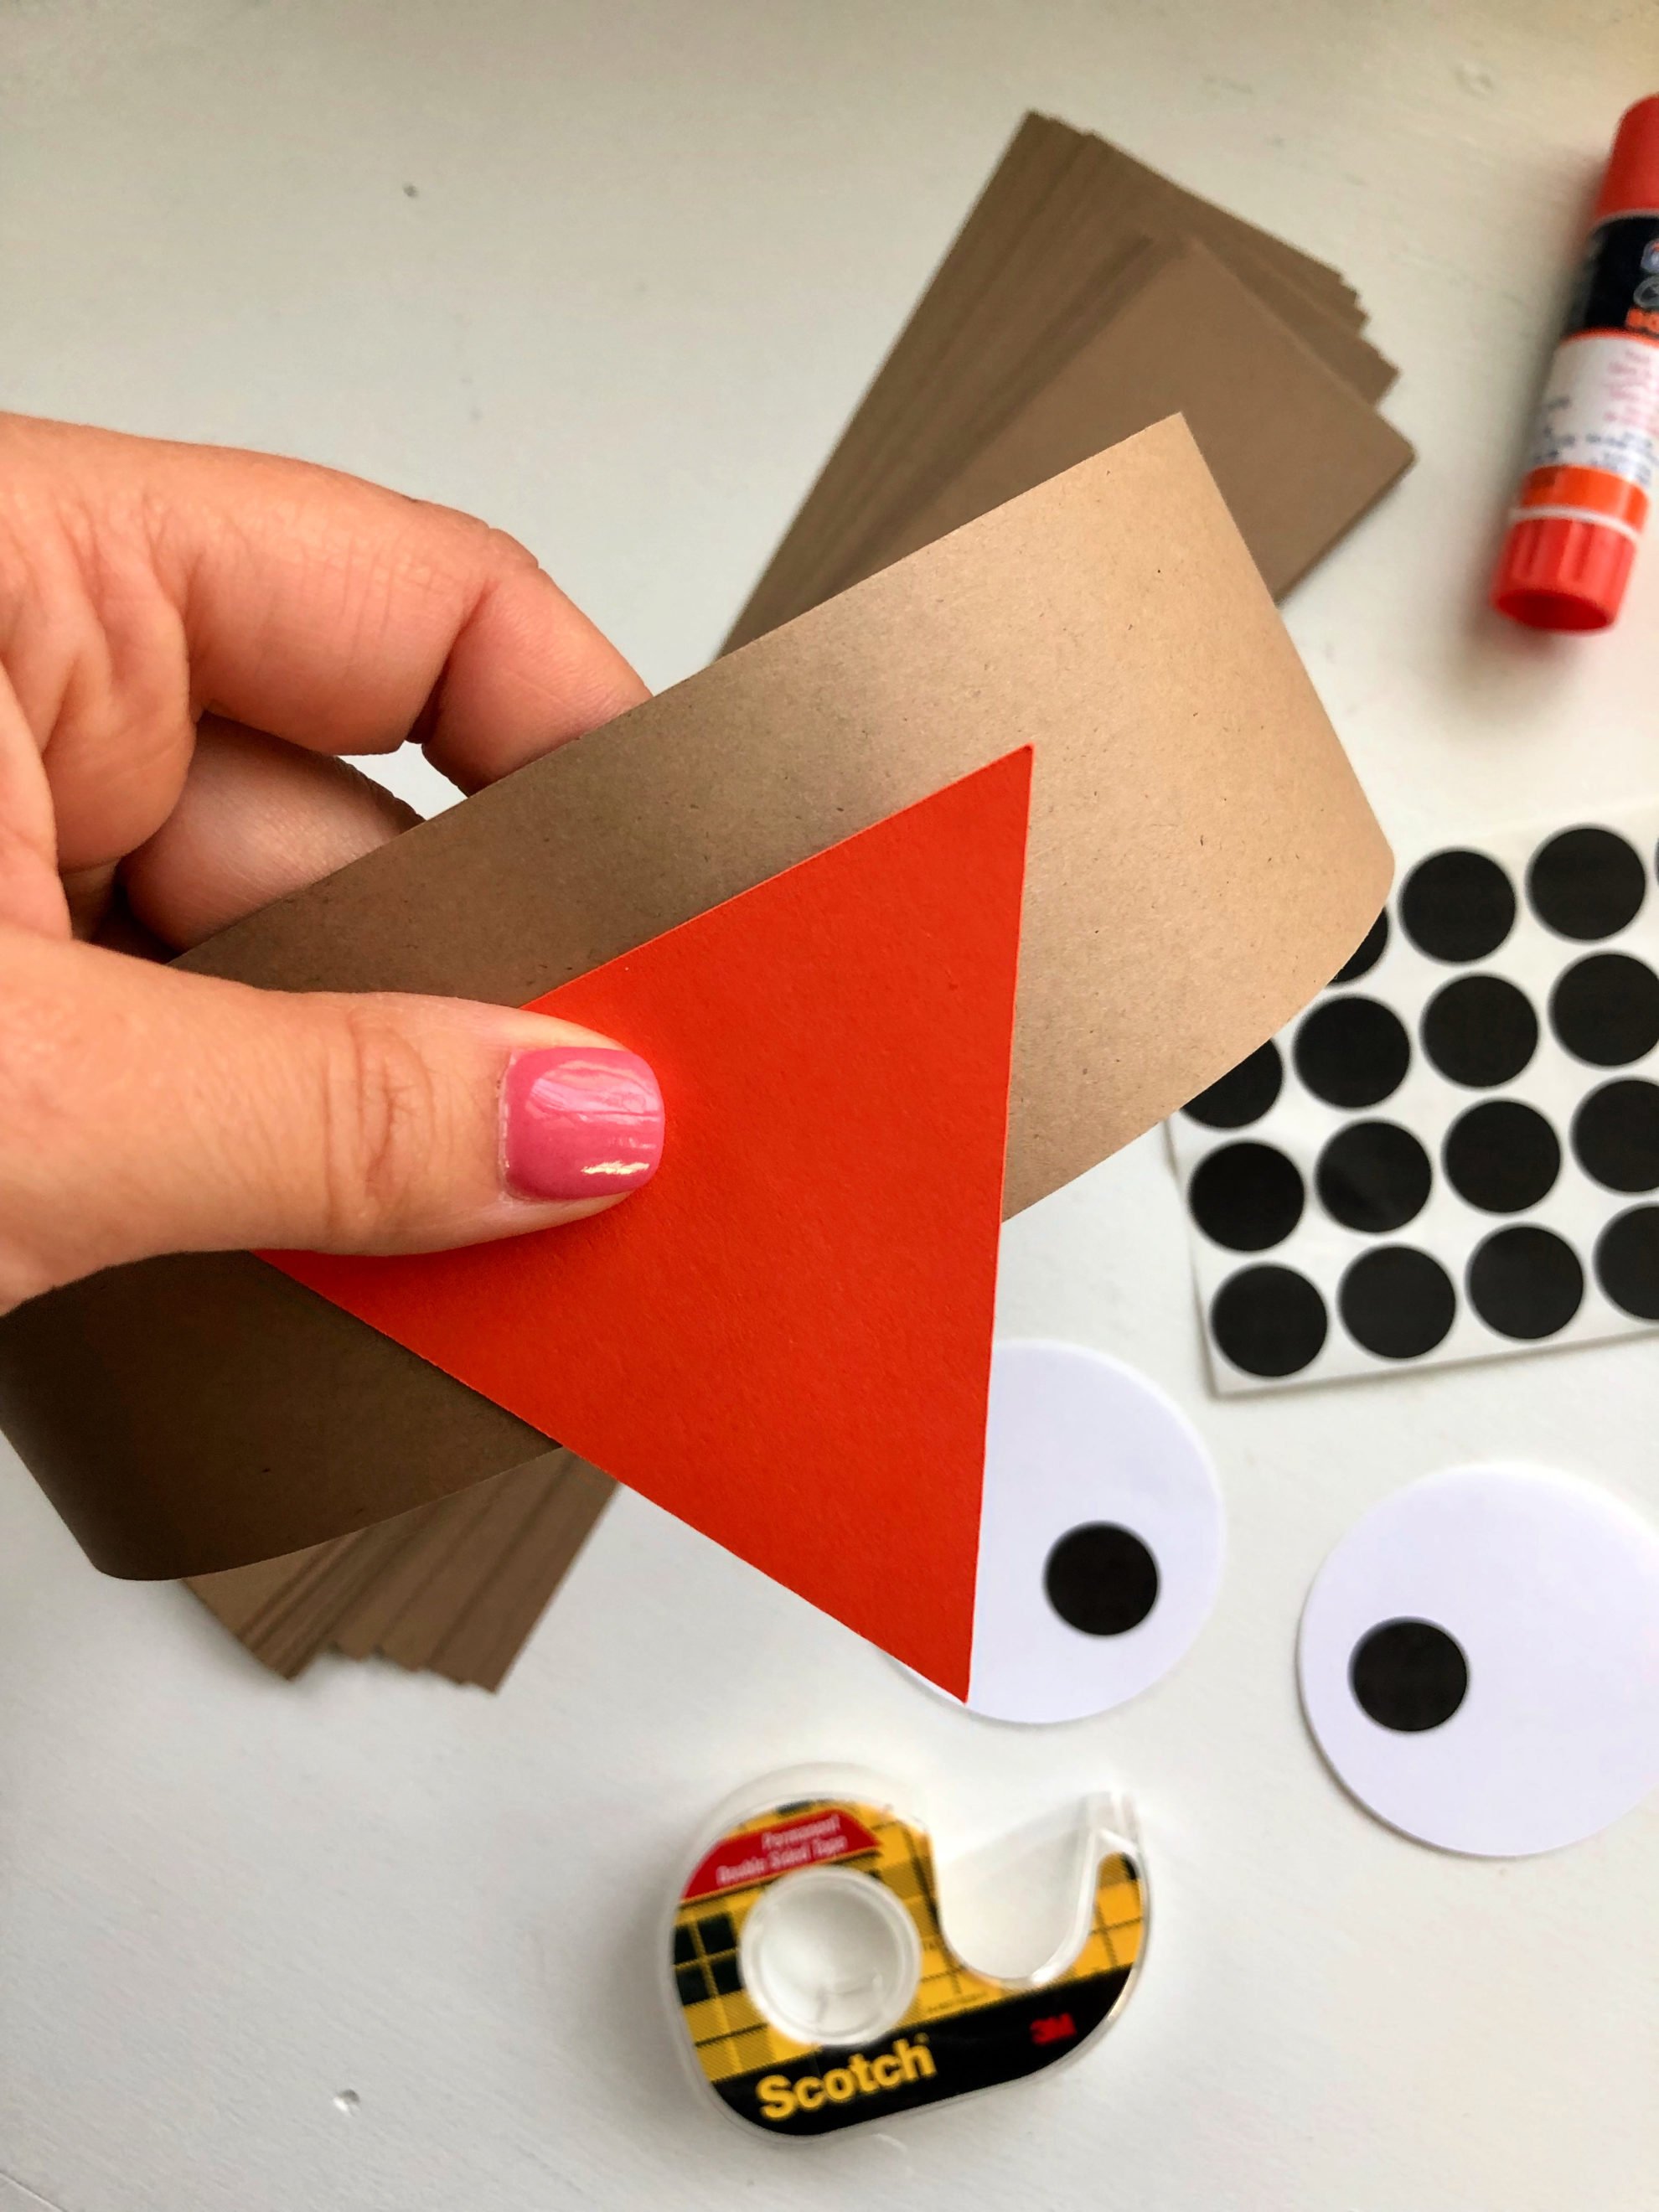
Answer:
[1168, 804, 1659, 1393]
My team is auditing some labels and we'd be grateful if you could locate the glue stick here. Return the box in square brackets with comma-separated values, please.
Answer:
[1492, 95, 1659, 632]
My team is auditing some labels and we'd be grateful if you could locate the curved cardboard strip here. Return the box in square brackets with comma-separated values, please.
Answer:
[0, 418, 1391, 1577]
[0, 1249, 549, 1574]
[265, 752, 1031, 1693]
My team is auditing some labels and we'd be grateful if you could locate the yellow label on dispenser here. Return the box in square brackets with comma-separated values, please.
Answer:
[669, 1791, 1145, 2137]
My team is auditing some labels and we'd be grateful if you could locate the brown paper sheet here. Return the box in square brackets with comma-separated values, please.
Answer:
[766, 131, 1153, 634]
[376, 1459, 563, 1669]
[428, 1460, 614, 1690]
[187, 1545, 325, 1641]
[726, 111, 1396, 649]
[786, 139, 1396, 634]
[252, 1518, 421, 1678]
[1032, 115, 1366, 327]
[860, 238, 1415, 602]
[189, 1449, 612, 1686]
[189, 1516, 412, 1676]
[731, 109, 1062, 646]
[0, 416, 1391, 1581]
[328, 1482, 517, 1659]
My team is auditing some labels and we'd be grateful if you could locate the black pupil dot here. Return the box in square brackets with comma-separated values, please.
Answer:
[1209, 1264, 1328, 1378]
[1400, 849, 1517, 963]
[1442, 1099, 1561, 1213]
[1043, 1523, 1159, 1636]
[1331, 908, 1389, 985]
[1294, 995, 1411, 1109]
[1187, 1140, 1304, 1251]
[1549, 953, 1659, 1067]
[1349, 1618, 1469, 1733]
[1337, 1245, 1457, 1359]
[1466, 1223, 1584, 1340]
[1526, 825, 1646, 940]
[1571, 1079, 1659, 1192]
[1182, 1040, 1284, 1129]
[1315, 1120, 1431, 1233]
[1420, 974, 1538, 1088]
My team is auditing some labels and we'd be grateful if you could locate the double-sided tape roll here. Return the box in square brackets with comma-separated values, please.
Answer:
[668, 1770, 1145, 2137]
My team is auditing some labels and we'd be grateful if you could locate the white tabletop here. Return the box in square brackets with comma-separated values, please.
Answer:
[3, 4, 1657, 2207]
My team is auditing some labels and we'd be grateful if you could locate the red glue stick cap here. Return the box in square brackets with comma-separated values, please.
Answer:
[1594, 94, 1659, 225]
[1491, 514, 1636, 632]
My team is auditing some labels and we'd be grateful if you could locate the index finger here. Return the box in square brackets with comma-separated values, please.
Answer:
[8, 414, 649, 794]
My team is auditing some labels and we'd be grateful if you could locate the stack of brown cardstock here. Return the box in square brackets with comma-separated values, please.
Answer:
[724, 111, 1413, 651]
[184, 1450, 616, 1687]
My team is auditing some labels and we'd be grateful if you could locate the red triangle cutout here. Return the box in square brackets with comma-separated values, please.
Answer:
[263, 748, 1031, 1694]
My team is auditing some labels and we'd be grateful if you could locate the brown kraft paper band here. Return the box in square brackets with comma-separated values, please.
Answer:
[0, 420, 1391, 1577]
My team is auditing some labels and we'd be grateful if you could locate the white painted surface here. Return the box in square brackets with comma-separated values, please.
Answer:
[3, 3, 1657, 2205]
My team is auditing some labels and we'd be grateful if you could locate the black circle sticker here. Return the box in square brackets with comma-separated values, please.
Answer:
[1526, 826, 1646, 941]
[1315, 1121, 1432, 1234]
[1338, 1246, 1457, 1360]
[1187, 1141, 1305, 1252]
[1043, 1523, 1160, 1637]
[1594, 1207, 1659, 1320]
[1420, 974, 1538, 1089]
[1571, 1079, 1659, 1193]
[1400, 850, 1517, 963]
[1294, 996, 1411, 1109]
[1549, 954, 1659, 1067]
[1467, 1225, 1584, 1340]
[1209, 1264, 1328, 1378]
[1349, 1618, 1470, 1733]
[1442, 1099, 1562, 1214]
[1182, 1041, 1284, 1130]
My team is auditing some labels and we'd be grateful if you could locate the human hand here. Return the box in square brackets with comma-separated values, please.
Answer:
[0, 415, 664, 1313]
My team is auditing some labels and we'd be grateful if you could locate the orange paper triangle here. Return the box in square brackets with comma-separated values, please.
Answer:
[264, 749, 1031, 1693]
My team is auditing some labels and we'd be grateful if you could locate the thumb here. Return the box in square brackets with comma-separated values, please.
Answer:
[0, 927, 664, 1311]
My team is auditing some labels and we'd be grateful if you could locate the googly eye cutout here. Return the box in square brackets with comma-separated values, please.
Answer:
[1298, 1465, 1659, 1856]
[958, 1341, 1225, 1724]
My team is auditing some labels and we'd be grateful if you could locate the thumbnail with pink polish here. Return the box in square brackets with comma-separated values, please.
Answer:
[501, 1046, 664, 1203]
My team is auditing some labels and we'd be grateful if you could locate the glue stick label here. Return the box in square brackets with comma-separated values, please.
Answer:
[1565, 214, 1659, 342]
[1513, 214, 1659, 534]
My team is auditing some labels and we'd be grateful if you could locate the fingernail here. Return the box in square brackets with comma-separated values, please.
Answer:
[501, 1046, 664, 1203]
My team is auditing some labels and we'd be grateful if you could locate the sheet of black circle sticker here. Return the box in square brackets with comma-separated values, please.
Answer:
[1168, 808, 1659, 1392]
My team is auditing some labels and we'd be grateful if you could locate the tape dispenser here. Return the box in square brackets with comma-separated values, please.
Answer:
[667, 1768, 1145, 2136]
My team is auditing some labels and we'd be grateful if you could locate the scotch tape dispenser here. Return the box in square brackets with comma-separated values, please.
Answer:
[667, 1767, 1146, 2137]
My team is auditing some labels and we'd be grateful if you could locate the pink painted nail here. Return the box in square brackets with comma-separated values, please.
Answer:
[501, 1046, 664, 1204]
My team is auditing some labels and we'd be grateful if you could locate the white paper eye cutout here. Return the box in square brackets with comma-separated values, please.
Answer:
[1299, 1464, 1659, 1856]
[964, 1341, 1226, 1724]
